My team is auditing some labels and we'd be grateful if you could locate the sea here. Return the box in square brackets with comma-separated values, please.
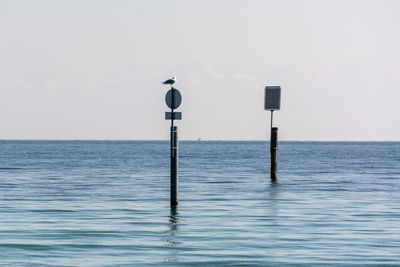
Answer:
[0, 141, 399, 266]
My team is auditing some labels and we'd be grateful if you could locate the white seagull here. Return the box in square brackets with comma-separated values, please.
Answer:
[162, 76, 177, 86]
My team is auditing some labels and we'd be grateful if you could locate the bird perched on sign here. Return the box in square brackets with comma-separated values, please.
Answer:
[162, 76, 177, 87]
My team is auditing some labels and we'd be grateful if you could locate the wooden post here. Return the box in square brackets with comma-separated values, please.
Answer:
[270, 127, 278, 182]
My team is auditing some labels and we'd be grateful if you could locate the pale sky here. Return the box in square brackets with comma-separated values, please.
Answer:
[0, 0, 399, 141]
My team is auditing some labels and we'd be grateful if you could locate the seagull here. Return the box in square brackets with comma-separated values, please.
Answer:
[162, 76, 177, 86]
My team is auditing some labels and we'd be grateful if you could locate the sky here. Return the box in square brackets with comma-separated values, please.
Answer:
[0, 0, 399, 141]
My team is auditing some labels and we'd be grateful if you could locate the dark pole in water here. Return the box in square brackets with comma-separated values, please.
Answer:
[270, 126, 278, 182]
[264, 86, 281, 182]
[170, 125, 178, 205]
[170, 88, 178, 206]
[164, 81, 182, 206]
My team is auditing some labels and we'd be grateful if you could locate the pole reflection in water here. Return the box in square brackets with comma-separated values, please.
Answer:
[169, 205, 179, 233]
[263, 181, 280, 257]
[268, 181, 279, 221]
[163, 205, 182, 263]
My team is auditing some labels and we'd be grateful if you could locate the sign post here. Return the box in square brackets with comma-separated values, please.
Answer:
[265, 86, 281, 182]
[165, 87, 182, 206]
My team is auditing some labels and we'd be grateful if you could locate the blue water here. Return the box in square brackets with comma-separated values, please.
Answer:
[0, 141, 399, 266]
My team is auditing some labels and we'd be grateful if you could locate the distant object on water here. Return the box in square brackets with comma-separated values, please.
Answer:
[162, 76, 177, 86]
[197, 138, 202, 142]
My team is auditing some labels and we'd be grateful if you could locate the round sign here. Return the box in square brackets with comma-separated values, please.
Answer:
[165, 89, 182, 109]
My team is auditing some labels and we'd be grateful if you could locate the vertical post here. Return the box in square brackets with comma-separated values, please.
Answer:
[270, 127, 278, 182]
[270, 110, 274, 131]
[170, 125, 178, 205]
[171, 87, 175, 128]
[265, 86, 281, 181]
[170, 86, 178, 205]
[164, 80, 182, 206]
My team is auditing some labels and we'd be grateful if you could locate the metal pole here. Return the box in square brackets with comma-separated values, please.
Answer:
[270, 110, 274, 131]
[270, 127, 278, 182]
[170, 125, 178, 205]
[171, 87, 175, 128]
[170, 86, 178, 205]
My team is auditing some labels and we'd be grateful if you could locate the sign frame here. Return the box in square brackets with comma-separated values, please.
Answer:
[165, 112, 182, 120]
[165, 89, 182, 110]
[264, 86, 281, 111]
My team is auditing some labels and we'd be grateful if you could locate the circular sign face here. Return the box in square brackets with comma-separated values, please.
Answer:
[165, 89, 182, 109]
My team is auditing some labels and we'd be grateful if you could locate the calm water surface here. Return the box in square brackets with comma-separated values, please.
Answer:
[0, 141, 399, 266]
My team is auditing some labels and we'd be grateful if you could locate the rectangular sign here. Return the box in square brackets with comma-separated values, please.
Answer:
[264, 86, 281, 110]
[165, 112, 182, 120]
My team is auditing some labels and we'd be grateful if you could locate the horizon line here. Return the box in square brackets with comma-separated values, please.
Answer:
[0, 139, 398, 142]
